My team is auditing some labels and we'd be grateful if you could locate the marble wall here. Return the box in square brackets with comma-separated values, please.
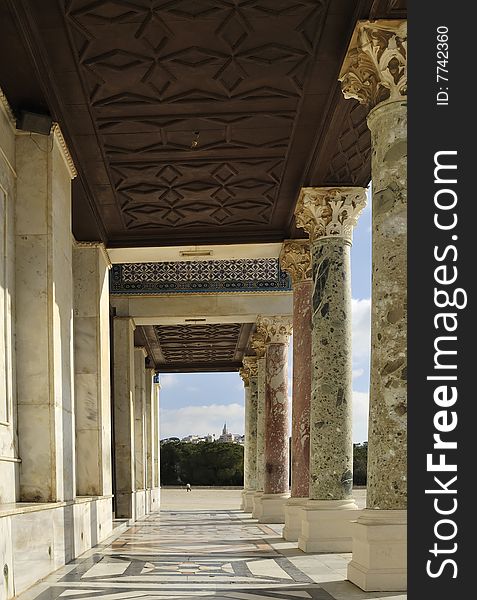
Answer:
[15, 128, 76, 502]
[0, 93, 19, 507]
[0, 497, 113, 599]
[0, 91, 118, 600]
[73, 244, 112, 497]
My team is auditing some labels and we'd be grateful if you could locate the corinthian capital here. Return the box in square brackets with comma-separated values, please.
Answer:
[239, 366, 250, 387]
[295, 187, 366, 244]
[339, 20, 407, 109]
[243, 356, 258, 378]
[250, 328, 267, 358]
[279, 240, 312, 285]
[257, 316, 292, 346]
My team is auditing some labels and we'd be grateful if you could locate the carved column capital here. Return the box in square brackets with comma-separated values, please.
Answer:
[279, 239, 312, 285]
[243, 355, 258, 378]
[339, 20, 407, 110]
[295, 187, 367, 244]
[239, 366, 250, 387]
[250, 328, 267, 358]
[257, 316, 292, 346]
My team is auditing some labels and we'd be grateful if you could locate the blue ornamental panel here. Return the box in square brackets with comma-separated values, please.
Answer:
[110, 258, 291, 294]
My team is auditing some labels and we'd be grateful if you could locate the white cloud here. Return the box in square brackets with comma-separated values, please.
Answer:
[352, 368, 364, 379]
[160, 403, 244, 440]
[159, 374, 179, 389]
[352, 390, 369, 443]
[352, 298, 371, 365]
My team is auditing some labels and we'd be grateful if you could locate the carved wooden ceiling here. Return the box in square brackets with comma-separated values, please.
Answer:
[135, 323, 254, 372]
[0, 0, 405, 247]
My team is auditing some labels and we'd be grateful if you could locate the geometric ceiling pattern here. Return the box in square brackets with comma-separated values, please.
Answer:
[0, 0, 396, 246]
[64, 0, 327, 240]
[137, 323, 254, 372]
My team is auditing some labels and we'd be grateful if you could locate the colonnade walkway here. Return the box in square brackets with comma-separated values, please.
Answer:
[16, 491, 404, 600]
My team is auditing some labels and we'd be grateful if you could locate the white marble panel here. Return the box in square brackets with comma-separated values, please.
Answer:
[15, 234, 49, 404]
[0, 461, 17, 504]
[74, 316, 98, 375]
[17, 403, 54, 502]
[75, 430, 101, 496]
[11, 509, 56, 595]
[75, 373, 100, 429]
[135, 489, 146, 519]
[0, 516, 14, 600]
[15, 135, 48, 235]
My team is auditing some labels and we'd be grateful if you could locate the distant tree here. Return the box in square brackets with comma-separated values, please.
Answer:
[160, 441, 244, 486]
[353, 442, 368, 485]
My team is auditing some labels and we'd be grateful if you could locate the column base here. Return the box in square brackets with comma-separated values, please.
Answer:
[347, 509, 407, 592]
[257, 492, 290, 523]
[298, 499, 361, 552]
[283, 496, 308, 541]
[146, 488, 161, 513]
[115, 491, 136, 520]
[241, 489, 256, 512]
[252, 491, 263, 519]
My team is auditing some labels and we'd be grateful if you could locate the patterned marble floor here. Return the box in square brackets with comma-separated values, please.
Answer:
[17, 494, 406, 600]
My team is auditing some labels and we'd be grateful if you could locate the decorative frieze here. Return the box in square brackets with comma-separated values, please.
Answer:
[339, 20, 407, 109]
[295, 187, 367, 244]
[279, 240, 312, 284]
[110, 258, 291, 295]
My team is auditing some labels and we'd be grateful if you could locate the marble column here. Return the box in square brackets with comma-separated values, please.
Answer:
[251, 330, 267, 518]
[134, 347, 148, 519]
[240, 356, 258, 512]
[153, 377, 161, 491]
[256, 317, 292, 523]
[239, 363, 251, 510]
[279, 240, 312, 541]
[73, 243, 112, 499]
[295, 186, 366, 552]
[113, 317, 136, 519]
[145, 366, 160, 513]
[339, 20, 407, 591]
[15, 126, 76, 502]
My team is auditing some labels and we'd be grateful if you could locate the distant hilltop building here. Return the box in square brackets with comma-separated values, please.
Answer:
[160, 423, 244, 445]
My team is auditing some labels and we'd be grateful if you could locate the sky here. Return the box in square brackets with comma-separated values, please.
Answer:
[159, 189, 372, 443]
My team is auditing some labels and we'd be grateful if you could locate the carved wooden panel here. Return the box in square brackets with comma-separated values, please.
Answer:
[324, 102, 371, 185]
[141, 322, 253, 372]
[60, 0, 328, 239]
[3, 0, 388, 245]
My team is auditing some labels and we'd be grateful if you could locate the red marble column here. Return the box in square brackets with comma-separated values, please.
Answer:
[291, 279, 312, 495]
[280, 240, 312, 499]
[255, 316, 292, 523]
[264, 342, 289, 495]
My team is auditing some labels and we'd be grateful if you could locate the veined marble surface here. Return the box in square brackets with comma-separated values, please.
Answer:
[16, 490, 405, 600]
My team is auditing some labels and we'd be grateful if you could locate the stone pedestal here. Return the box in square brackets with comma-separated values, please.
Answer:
[340, 20, 407, 591]
[15, 127, 76, 502]
[283, 497, 308, 541]
[73, 243, 112, 498]
[257, 317, 292, 523]
[280, 240, 312, 541]
[113, 317, 136, 519]
[347, 510, 407, 591]
[295, 187, 366, 551]
[299, 500, 361, 552]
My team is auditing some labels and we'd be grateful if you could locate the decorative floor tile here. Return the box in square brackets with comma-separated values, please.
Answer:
[17, 501, 406, 600]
